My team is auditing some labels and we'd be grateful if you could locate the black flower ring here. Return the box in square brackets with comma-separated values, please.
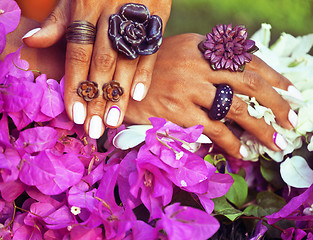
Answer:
[198, 23, 259, 72]
[108, 3, 163, 59]
[209, 84, 233, 120]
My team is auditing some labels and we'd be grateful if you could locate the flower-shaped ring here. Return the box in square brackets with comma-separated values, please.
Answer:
[108, 3, 163, 59]
[102, 80, 124, 102]
[209, 84, 233, 120]
[198, 23, 259, 72]
[77, 81, 99, 102]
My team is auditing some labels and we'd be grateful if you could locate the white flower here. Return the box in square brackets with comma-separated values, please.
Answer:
[113, 124, 211, 152]
[308, 136, 313, 152]
[71, 206, 81, 215]
[280, 156, 313, 188]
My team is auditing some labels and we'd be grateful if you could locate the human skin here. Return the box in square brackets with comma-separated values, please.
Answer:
[1, 16, 296, 158]
[21, 0, 172, 140]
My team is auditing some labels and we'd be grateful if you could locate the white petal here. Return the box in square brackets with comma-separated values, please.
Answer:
[113, 125, 152, 150]
[196, 134, 212, 144]
[280, 156, 313, 188]
[250, 23, 272, 47]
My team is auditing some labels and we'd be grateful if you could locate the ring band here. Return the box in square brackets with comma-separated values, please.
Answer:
[209, 84, 233, 120]
[66, 20, 96, 44]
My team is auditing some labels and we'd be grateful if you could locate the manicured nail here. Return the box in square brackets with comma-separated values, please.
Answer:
[273, 132, 287, 150]
[288, 85, 303, 101]
[73, 102, 86, 124]
[22, 28, 41, 40]
[89, 115, 103, 139]
[239, 145, 249, 158]
[106, 106, 120, 127]
[288, 109, 298, 128]
[133, 83, 145, 101]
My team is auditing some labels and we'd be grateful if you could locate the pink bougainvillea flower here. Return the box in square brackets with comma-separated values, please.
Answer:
[266, 184, 313, 224]
[157, 203, 220, 240]
[0, 23, 5, 54]
[0, 0, 21, 34]
[35, 74, 64, 120]
[15, 126, 58, 153]
[281, 227, 307, 240]
[0, 47, 34, 82]
[19, 150, 84, 195]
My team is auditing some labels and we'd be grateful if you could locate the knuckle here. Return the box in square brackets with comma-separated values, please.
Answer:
[243, 71, 260, 92]
[93, 51, 115, 72]
[67, 47, 90, 65]
[230, 99, 247, 117]
[89, 98, 106, 113]
[209, 124, 225, 139]
[136, 68, 152, 82]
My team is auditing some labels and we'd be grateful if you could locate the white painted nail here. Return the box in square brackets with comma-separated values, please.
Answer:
[239, 145, 249, 158]
[73, 102, 86, 124]
[89, 115, 103, 139]
[106, 106, 120, 127]
[288, 109, 298, 128]
[288, 85, 303, 101]
[273, 132, 287, 150]
[133, 83, 145, 101]
[22, 28, 41, 40]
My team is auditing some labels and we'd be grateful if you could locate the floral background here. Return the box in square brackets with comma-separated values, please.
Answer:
[1, 0, 313, 239]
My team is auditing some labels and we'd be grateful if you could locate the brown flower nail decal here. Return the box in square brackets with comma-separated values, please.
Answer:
[102, 80, 124, 102]
[77, 81, 99, 102]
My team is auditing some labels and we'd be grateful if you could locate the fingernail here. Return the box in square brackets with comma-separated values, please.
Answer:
[22, 28, 41, 40]
[106, 106, 120, 127]
[89, 115, 103, 139]
[133, 83, 145, 101]
[288, 85, 303, 101]
[273, 132, 287, 150]
[73, 102, 86, 124]
[239, 145, 249, 158]
[288, 109, 298, 128]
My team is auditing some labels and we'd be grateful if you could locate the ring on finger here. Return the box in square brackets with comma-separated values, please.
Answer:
[77, 81, 99, 102]
[108, 3, 163, 59]
[198, 23, 258, 72]
[103, 80, 124, 102]
[66, 20, 96, 44]
[209, 84, 233, 120]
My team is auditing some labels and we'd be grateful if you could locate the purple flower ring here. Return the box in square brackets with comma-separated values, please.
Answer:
[77, 81, 99, 102]
[66, 20, 96, 44]
[198, 23, 259, 72]
[108, 3, 163, 59]
[209, 84, 233, 120]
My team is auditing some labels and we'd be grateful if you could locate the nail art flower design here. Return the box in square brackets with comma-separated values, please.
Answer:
[77, 81, 99, 102]
[108, 3, 163, 59]
[102, 80, 124, 102]
[199, 23, 259, 72]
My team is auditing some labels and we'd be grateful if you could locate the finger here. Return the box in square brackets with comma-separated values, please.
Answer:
[210, 69, 297, 129]
[104, 54, 139, 128]
[185, 109, 245, 159]
[131, 54, 157, 101]
[193, 84, 286, 152]
[247, 55, 303, 100]
[64, 10, 100, 134]
[86, 14, 118, 136]
[22, 0, 70, 48]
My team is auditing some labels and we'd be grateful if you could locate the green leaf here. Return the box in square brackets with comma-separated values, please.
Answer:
[225, 173, 248, 208]
[213, 196, 243, 221]
[260, 158, 284, 189]
[243, 191, 286, 218]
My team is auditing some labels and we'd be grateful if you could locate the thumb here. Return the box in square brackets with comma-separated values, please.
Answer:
[22, 0, 70, 48]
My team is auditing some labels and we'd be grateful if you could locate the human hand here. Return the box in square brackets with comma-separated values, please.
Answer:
[125, 33, 301, 159]
[21, 0, 172, 139]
